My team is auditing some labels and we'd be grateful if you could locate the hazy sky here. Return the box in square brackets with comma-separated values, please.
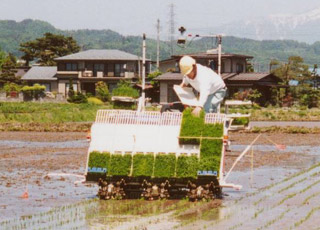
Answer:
[1, 0, 320, 38]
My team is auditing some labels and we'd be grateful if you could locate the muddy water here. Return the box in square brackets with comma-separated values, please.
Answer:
[1, 132, 320, 229]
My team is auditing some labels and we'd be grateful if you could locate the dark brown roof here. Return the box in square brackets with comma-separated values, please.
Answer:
[226, 73, 272, 81]
[171, 52, 253, 60]
[221, 73, 237, 80]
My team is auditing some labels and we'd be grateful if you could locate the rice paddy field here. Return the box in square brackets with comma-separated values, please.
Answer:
[0, 131, 320, 229]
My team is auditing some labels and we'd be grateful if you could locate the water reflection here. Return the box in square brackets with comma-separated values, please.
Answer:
[1, 199, 223, 229]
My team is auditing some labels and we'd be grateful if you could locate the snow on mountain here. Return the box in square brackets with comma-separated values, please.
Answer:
[212, 7, 320, 43]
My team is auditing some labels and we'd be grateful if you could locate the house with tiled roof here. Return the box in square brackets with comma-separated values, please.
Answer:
[156, 52, 283, 105]
[22, 49, 151, 96]
[22, 66, 57, 92]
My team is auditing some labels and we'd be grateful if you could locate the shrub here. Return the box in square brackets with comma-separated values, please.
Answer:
[232, 117, 250, 126]
[176, 155, 198, 178]
[88, 151, 110, 170]
[95, 81, 110, 102]
[3, 82, 21, 94]
[67, 92, 88, 103]
[21, 84, 46, 99]
[154, 153, 176, 178]
[179, 108, 205, 145]
[112, 80, 139, 98]
[87, 97, 104, 105]
[299, 90, 320, 108]
[132, 153, 154, 177]
[109, 154, 132, 176]
[233, 89, 261, 103]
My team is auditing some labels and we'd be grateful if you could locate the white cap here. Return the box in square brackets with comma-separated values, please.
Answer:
[179, 56, 196, 76]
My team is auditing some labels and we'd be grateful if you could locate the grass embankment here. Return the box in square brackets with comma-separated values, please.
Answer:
[228, 107, 320, 121]
[0, 102, 111, 132]
[1, 102, 320, 133]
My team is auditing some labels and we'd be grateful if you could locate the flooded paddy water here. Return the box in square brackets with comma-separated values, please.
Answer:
[0, 132, 320, 229]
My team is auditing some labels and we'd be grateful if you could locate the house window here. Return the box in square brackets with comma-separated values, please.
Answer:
[115, 64, 124, 77]
[236, 63, 244, 73]
[66, 63, 77, 71]
[42, 83, 51, 92]
[93, 64, 104, 76]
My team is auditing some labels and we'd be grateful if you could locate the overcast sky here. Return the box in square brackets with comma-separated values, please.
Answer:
[1, 0, 320, 39]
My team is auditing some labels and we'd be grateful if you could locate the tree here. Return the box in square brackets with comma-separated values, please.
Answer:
[246, 62, 254, 73]
[0, 49, 6, 70]
[311, 64, 319, 89]
[0, 55, 19, 84]
[19, 33, 80, 66]
[271, 56, 311, 95]
[95, 81, 110, 102]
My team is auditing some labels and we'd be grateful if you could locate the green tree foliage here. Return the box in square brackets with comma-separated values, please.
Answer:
[95, 81, 110, 102]
[272, 56, 311, 85]
[0, 49, 6, 69]
[112, 80, 139, 98]
[67, 92, 88, 104]
[0, 55, 19, 84]
[19, 32, 80, 66]
[147, 70, 162, 88]
[3, 82, 21, 93]
[297, 86, 320, 108]
[3, 20, 320, 71]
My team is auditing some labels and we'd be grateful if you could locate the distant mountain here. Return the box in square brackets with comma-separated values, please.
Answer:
[211, 7, 320, 44]
[0, 19, 320, 71]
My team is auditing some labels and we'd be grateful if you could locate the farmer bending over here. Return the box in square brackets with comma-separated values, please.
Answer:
[179, 55, 227, 116]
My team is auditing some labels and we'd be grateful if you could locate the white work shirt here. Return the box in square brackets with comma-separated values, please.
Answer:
[182, 64, 226, 107]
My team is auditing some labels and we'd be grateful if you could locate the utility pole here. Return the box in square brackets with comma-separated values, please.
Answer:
[142, 33, 146, 111]
[217, 35, 222, 76]
[156, 19, 160, 70]
[168, 3, 175, 55]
